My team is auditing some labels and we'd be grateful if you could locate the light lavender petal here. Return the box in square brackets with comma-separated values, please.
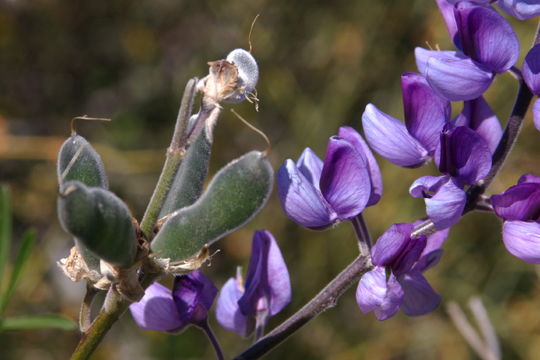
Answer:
[497, 0, 540, 20]
[297, 147, 324, 190]
[362, 103, 429, 167]
[502, 220, 540, 264]
[356, 267, 403, 321]
[216, 278, 249, 337]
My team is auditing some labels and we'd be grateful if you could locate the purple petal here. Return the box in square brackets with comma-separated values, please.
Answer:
[455, 2, 519, 73]
[425, 53, 494, 101]
[277, 159, 336, 228]
[534, 99, 540, 132]
[414, 249, 445, 273]
[497, 0, 540, 20]
[356, 267, 404, 321]
[392, 236, 427, 276]
[502, 220, 540, 264]
[491, 182, 540, 221]
[401, 72, 451, 154]
[362, 104, 429, 167]
[518, 173, 540, 185]
[172, 270, 217, 325]
[411, 176, 467, 230]
[372, 223, 414, 267]
[320, 137, 371, 220]
[439, 126, 492, 185]
[297, 148, 324, 190]
[454, 97, 502, 153]
[129, 282, 185, 332]
[423, 228, 450, 256]
[523, 45, 540, 96]
[399, 272, 441, 316]
[216, 278, 249, 337]
[239, 230, 291, 317]
[415, 48, 457, 75]
[338, 126, 383, 206]
[435, 0, 460, 47]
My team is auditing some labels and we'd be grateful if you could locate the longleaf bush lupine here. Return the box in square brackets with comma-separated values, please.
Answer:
[53, 1, 540, 359]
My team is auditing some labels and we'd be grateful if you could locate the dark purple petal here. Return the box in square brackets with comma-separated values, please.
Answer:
[401, 72, 451, 154]
[415, 249, 445, 272]
[130, 282, 185, 332]
[491, 182, 540, 221]
[215, 278, 249, 337]
[239, 230, 291, 317]
[338, 126, 383, 206]
[356, 267, 404, 321]
[297, 148, 324, 189]
[320, 137, 371, 220]
[455, 2, 519, 73]
[372, 223, 414, 267]
[425, 53, 494, 101]
[277, 159, 336, 228]
[362, 104, 429, 167]
[497, 0, 540, 20]
[502, 220, 540, 264]
[399, 271, 441, 316]
[523, 45, 540, 95]
[518, 173, 540, 185]
[454, 97, 502, 153]
[392, 236, 427, 276]
[439, 126, 492, 185]
[534, 99, 540, 132]
[436, 0, 460, 47]
[172, 270, 217, 325]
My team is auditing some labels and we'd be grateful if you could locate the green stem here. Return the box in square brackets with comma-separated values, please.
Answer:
[139, 78, 198, 237]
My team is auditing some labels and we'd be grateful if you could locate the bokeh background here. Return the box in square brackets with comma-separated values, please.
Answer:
[1, 0, 539, 359]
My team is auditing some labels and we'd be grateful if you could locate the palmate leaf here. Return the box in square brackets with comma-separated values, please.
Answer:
[151, 151, 273, 262]
[1, 315, 76, 331]
[0, 229, 37, 314]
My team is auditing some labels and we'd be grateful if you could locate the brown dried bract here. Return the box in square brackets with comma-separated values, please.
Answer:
[201, 60, 239, 106]
[57, 246, 101, 284]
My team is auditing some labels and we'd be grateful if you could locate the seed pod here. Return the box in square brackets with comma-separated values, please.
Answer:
[57, 135, 108, 189]
[58, 181, 137, 268]
[151, 151, 273, 262]
[159, 126, 213, 217]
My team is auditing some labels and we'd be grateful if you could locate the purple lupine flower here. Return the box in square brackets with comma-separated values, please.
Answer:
[417, 2, 519, 101]
[522, 44, 540, 131]
[491, 174, 540, 263]
[216, 230, 291, 337]
[497, 0, 540, 20]
[362, 72, 450, 167]
[130, 270, 217, 332]
[410, 125, 492, 229]
[356, 223, 449, 320]
[277, 126, 382, 229]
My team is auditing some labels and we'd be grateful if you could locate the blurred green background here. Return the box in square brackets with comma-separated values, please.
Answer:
[1, 0, 539, 359]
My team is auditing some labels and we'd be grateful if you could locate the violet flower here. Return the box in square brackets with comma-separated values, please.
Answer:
[497, 0, 540, 20]
[277, 126, 382, 229]
[362, 72, 450, 167]
[130, 270, 218, 332]
[522, 44, 540, 131]
[417, 1, 519, 101]
[356, 223, 449, 320]
[491, 174, 540, 263]
[409, 125, 492, 229]
[216, 230, 291, 338]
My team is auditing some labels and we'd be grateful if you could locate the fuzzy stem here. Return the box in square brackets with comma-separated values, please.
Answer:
[200, 322, 225, 360]
[139, 78, 198, 237]
[350, 214, 372, 256]
[233, 255, 372, 360]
